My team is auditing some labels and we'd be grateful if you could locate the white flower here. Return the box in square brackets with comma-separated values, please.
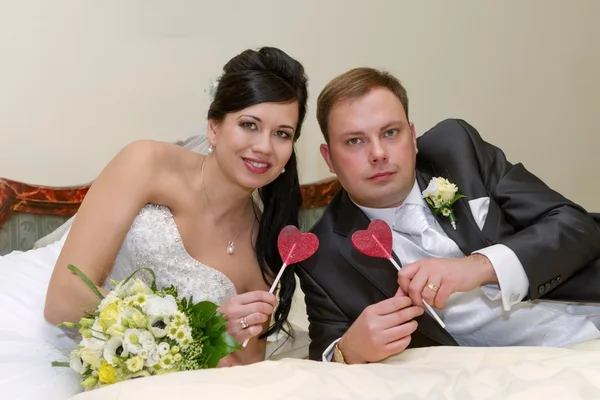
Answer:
[421, 177, 464, 230]
[146, 347, 161, 367]
[171, 311, 189, 327]
[79, 339, 104, 369]
[69, 348, 88, 374]
[422, 177, 458, 204]
[123, 293, 150, 309]
[103, 337, 128, 366]
[123, 329, 144, 355]
[159, 353, 175, 369]
[205, 77, 219, 101]
[168, 325, 193, 348]
[422, 177, 439, 198]
[123, 329, 156, 356]
[148, 316, 169, 338]
[157, 342, 170, 357]
[143, 294, 178, 317]
[140, 331, 157, 356]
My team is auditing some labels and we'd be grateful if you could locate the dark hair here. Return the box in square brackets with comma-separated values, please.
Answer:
[317, 67, 409, 143]
[207, 47, 308, 339]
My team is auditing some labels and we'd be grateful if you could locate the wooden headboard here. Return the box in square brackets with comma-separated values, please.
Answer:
[0, 177, 341, 229]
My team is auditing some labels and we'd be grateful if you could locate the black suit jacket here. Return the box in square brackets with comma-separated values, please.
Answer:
[296, 118, 600, 361]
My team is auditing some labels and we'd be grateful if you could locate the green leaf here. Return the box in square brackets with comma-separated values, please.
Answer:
[203, 346, 221, 369]
[51, 361, 70, 367]
[189, 301, 218, 328]
[215, 331, 240, 353]
[182, 300, 240, 368]
[449, 193, 466, 205]
[57, 321, 80, 329]
[203, 332, 240, 368]
[67, 265, 104, 300]
[120, 268, 157, 292]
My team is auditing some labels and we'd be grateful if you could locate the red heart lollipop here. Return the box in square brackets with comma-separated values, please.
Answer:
[244, 225, 319, 348]
[277, 225, 319, 265]
[351, 219, 393, 259]
[352, 219, 447, 329]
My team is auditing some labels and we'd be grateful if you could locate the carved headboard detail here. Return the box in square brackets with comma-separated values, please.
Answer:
[0, 177, 340, 229]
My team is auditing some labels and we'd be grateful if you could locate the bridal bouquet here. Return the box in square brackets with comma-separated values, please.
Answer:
[53, 265, 239, 390]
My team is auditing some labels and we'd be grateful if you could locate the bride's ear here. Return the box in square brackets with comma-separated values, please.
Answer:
[206, 119, 219, 145]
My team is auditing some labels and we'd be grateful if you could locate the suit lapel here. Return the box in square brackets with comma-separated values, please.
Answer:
[416, 169, 488, 255]
[334, 191, 400, 298]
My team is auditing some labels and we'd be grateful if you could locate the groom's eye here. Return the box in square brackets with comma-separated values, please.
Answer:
[347, 138, 363, 145]
[383, 129, 399, 137]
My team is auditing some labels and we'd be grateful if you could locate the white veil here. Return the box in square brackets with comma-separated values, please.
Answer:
[173, 123, 212, 155]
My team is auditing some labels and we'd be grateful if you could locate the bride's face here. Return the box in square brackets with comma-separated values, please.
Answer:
[208, 101, 298, 189]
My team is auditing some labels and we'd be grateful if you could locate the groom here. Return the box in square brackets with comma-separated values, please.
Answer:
[295, 67, 600, 364]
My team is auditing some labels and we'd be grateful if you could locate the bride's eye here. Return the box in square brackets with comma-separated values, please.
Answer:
[240, 122, 258, 130]
[274, 130, 292, 139]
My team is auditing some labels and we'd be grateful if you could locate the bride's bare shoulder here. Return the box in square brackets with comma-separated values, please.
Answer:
[115, 140, 202, 172]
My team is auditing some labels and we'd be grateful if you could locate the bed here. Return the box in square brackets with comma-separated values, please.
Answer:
[3, 176, 600, 400]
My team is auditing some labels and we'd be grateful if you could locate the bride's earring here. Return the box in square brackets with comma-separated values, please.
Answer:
[281, 167, 285, 174]
[208, 144, 214, 154]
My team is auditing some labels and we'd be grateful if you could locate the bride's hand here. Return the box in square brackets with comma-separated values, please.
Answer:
[217, 291, 277, 345]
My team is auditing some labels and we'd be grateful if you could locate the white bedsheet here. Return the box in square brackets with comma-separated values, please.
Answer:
[72, 340, 600, 400]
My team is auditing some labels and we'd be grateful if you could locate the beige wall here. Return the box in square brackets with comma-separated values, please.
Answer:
[0, 0, 598, 213]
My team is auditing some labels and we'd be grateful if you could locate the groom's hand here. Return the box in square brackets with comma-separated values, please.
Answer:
[337, 290, 424, 364]
[397, 254, 497, 309]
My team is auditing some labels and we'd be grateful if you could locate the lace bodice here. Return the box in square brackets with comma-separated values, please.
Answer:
[104, 204, 237, 305]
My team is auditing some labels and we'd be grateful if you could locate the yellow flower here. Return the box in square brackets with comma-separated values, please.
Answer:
[99, 302, 119, 330]
[125, 355, 144, 373]
[130, 278, 152, 295]
[436, 178, 458, 202]
[131, 309, 148, 328]
[98, 360, 117, 385]
[106, 323, 126, 337]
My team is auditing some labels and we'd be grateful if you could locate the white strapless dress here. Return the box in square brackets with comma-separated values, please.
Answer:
[0, 204, 237, 400]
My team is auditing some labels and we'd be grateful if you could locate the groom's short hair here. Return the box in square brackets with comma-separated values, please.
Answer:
[316, 67, 409, 144]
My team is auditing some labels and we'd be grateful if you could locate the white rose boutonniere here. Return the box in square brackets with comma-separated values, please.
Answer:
[422, 177, 465, 230]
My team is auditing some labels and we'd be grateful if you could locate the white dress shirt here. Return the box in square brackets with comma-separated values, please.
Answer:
[323, 180, 600, 361]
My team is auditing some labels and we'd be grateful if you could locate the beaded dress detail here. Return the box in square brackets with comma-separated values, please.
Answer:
[104, 204, 237, 305]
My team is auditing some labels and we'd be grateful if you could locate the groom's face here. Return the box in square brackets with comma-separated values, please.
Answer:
[320, 87, 418, 208]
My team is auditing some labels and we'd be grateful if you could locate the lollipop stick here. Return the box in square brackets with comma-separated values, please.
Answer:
[242, 262, 288, 348]
[268, 262, 288, 294]
[388, 258, 446, 329]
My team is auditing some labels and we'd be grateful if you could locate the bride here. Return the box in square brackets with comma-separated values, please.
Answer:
[0, 46, 308, 399]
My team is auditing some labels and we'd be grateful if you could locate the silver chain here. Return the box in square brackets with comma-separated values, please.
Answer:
[200, 157, 249, 255]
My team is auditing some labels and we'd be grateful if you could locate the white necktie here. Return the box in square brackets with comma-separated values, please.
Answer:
[393, 204, 464, 261]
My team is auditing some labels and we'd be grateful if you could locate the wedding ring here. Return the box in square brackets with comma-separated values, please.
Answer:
[240, 316, 249, 329]
[426, 282, 440, 293]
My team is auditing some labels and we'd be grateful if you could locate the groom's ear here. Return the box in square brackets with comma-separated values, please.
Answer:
[320, 144, 336, 174]
[409, 121, 418, 154]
